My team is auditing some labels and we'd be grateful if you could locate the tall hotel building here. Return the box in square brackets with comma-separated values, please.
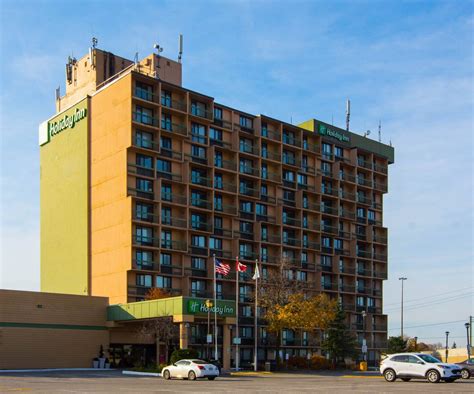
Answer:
[40, 47, 394, 367]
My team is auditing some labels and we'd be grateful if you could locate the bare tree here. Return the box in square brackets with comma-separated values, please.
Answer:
[137, 317, 176, 366]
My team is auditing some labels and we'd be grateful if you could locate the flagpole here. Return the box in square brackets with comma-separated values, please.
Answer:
[254, 259, 258, 372]
[213, 254, 218, 362]
[235, 256, 240, 372]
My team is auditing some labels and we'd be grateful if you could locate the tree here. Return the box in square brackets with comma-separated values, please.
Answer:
[145, 287, 170, 300]
[321, 304, 358, 366]
[452, 342, 457, 349]
[387, 336, 407, 354]
[137, 317, 177, 365]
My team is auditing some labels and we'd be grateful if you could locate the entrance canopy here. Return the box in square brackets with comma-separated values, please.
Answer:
[107, 296, 236, 322]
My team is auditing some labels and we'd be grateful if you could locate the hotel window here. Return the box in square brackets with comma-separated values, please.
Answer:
[282, 150, 295, 165]
[214, 173, 223, 189]
[301, 251, 308, 264]
[216, 282, 223, 298]
[160, 253, 171, 266]
[322, 142, 332, 155]
[135, 203, 153, 221]
[160, 136, 172, 150]
[302, 331, 309, 346]
[335, 146, 343, 158]
[297, 271, 307, 282]
[239, 115, 253, 129]
[242, 327, 253, 338]
[191, 190, 207, 206]
[191, 235, 206, 248]
[191, 280, 206, 296]
[334, 239, 343, 250]
[357, 296, 365, 307]
[368, 210, 375, 223]
[136, 274, 152, 288]
[136, 226, 153, 245]
[322, 237, 331, 248]
[255, 203, 267, 216]
[283, 170, 295, 182]
[261, 184, 268, 196]
[239, 158, 253, 174]
[302, 155, 308, 171]
[161, 207, 171, 225]
[261, 122, 268, 137]
[239, 201, 253, 213]
[239, 243, 253, 258]
[135, 250, 153, 268]
[135, 82, 153, 101]
[160, 231, 171, 248]
[191, 257, 206, 270]
[261, 164, 268, 179]
[239, 137, 253, 154]
[191, 168, 207, 184]
[283, 189, 295, 202]
[214, 150, 223, 167]
[136, 178, 153, 194]
[135, 130, 153, 149]
[136, 153, 153, 169]
[261, 225, 268, 241]
[209, 237, 222, 251]
[282, 329, 295, 345]
[321, 255, 332, 267]
[214, 107, 223, 120]
[161, 90, 171, 107]
[156, 276, 172, 289]
[260, 246, 268, 261]
[297, 173, 307, 185]
[191, 101, 207, 117]
[191, 145, 206, 159]
[242, 305, 252, 317]
[191, 213, 206, 229]
[161, 184, 171, 201]
[214, 194, 223, 211]
[156, 159, 171, 173]
[303, 233, 308, 247]
[161, 113, 172, 130]
[209, 127, 222, 142]
[134, 106, 154, 125]
[240, 221, 253, 235]
[283, 130, 295, 145]
[214, 216, 223, 229]
[261, 143, 268, 158]
[303, 136, 308, 150]
[191, 123, 207, 143]
[321, 161, 332, 175]
[357, 207, 366, 218]
[302, 214, 308, 228]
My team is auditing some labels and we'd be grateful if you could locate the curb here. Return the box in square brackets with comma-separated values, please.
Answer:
[0, 368, 115, 373]
[122, 370, 161, 377]
[230, 371, 273, 376]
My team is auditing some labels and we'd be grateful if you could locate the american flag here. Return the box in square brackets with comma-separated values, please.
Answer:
[215, 258, 230, 276]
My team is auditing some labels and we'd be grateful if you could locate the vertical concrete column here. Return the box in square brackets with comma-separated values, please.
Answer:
[180, 323, 189, 349]
[223, 323, 231, 371]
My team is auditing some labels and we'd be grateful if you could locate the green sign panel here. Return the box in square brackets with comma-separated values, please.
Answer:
[187, 298, 236, 317]
[318, 123, 350, 143]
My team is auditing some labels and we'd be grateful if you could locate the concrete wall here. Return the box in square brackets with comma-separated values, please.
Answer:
[0, 290, 109, 369]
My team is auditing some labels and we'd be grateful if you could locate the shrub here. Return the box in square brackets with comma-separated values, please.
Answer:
[310, 355, 331, 370]
[287, 356, 308, 369]
[170, 348, 199, 364]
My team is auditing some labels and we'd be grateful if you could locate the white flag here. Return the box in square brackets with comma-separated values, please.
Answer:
[252, 262, 260, 280]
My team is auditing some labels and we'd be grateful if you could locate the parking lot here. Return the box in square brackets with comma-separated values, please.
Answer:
[0, 370, 472, 393]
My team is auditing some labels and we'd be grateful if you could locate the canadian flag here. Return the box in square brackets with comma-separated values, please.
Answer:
[236, 256, 247, 272]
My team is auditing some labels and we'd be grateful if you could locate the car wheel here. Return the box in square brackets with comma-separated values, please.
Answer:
[426, 369, 440, 383]
[384, 369, 397, 382]
[401, 378, 411, 382]
[188, 371, 196, 381]
[208, 377, 216, 380]
[461, 369, 470, 379]
[163, 370, 171, 380]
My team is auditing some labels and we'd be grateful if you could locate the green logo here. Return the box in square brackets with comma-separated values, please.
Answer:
[186, 299, 235, 317]
[318, 124, 350, 143]
[40, 105, 87, 146]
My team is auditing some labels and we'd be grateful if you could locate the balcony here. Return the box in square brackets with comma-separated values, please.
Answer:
[133, 235, 159, 247]
[318, 264, 333, 273]
[283, 237, 301, 247]
[160, 239, 188, 252]
[373, 271, 388, 280]
[373, 235, 387, 244]
[213, 227, 233, 238]
[256, 214, 276, 224]
[356, 195, 373, 205]
[189, 221, 212, 232]
[128, 187, 154, 200]
[215, 181, 237, 193]
[357, 268, 372, 276]
[212, 118, 233, 130]
[239, 185, 259, 198]
[191, 198, 213, 210]
[372, 324, 387, 331]
[321, 282, 338, 291]
[354, 231, 367, 241]
[161, 216, 187, 228]
[303, 142, 319, 154]
[339, 190, 356, 201]
[160, 122, 188, 136]
[335, 247, 350, 256]
[156, 170, 182, 182]
[340, 173, 356, 183]
[133, 111, 158, 127]
[240, 251, 259, 261]
[210, 249, 233, 259]
[260, 128, 281, 141]
[219, 204, 238, 216]
[339, 284, 356, 293]
[357, 177, 373, 188]
[128, 163, 154, 178]
[161, 192, 187, 205]
[239, 165, 259, 177]
[239, 143, 259, 156]
[210, 138, 232, 150]
[374, 182, 388, 192]
[132, 135, 159, 152]
[339, 266, 355, 275]
[128, 285, 182, 298]
[373, 253, 387, 262]
[321, 188, 338, 198]
[235, 230, 255, 241]
[215, 158, 237, 171]
[373, 163, 388, 174]
[282, 217, 301, 227]
[321, 224, 338, 234]
[190, 106, 212, 120]
[134, 86, 158, 103]
[185, 153, 207, 165]
[304, 240, 320, 251]
[320, 205, 338, 216]
[282, 134, 301, 147]
[357, 159, 373, 170]
[342, 303, 356, 312]
[133, 211, 159, 224]
[190, 174, 212, 188]
[160, 147, 183, 160]
[262, 150, 281, 162]
[161, 97, 187, 112]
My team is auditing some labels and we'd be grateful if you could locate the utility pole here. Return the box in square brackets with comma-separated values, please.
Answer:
[445, 331, 450, 362]
[399, 277, 407, 338]
[466, 322, 471, 360]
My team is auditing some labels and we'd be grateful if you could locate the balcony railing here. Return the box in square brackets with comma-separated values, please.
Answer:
[373, 253, 387, 262]
[128, 187, 154, 200]
[260, 128, 281, 141]
[373, 163, 388, 174]
[191, 198, 213, 210]
[161, 192, 187, 205]
[215, 158, 237, 171]
[282, 134, 301, 147]
[190, 175, 212, 187]
[132, 235, 160, 247]
[339, 190, 356, 201]
[262, 150, 281, 162]
[282, 217, 301, 227]
[357, 250, 372, 259]
[239, 143, 259, 156]
[161, 216, 188, 228]
[128, 163, 154, 178]
[239, 165, 260, 177]
[133, 135, 159, 152]
[160, 239, 188, 251]
[134, 87, 158, 103]
[160, 147, 183, 160]
[373, 235, 387, 244]
[321, 224, 338, 234]
[283, 237, 301, 247]
[133, 211, 159, 224]
[156, 170, 182, 182]
[239, 186, 259, 198]
[374, 182, 388, 192]
[340, 173, 356, 183]
[161, 122, 188, 136]
[373, 271, 388, 279]
[320, 205, 338, 215]
[133, 111, 158, 127]
[357, 177, 373, 188]
[162, 98, 187, 112]
[357, 159, 373, 170]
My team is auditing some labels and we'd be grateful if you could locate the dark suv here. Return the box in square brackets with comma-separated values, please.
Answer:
[456, 357, 474, 379]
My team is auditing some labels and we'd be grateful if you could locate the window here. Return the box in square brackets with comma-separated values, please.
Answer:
[261, 164, 268, 179]
[161, 113, 171, 130]
[297, 271, 307, 281]
[368, 210, 375, 222]
[157, 159, 171, 173]
[322, 237, 331, 248]
[161, 90, 171, 107]
[260, 246, 268, 261]
[283, 170, 295, 182]
[239, 201, 253, 213]
[214, 216, 223, 229]
[334, 146, 343, 158]
[191, 190, 207, 206]
[191, 101, 207, 117]
[214, 150, 223, 167]
[191, 213, 206, 229]
[136, 154, 153, 169]
[301, 251, 308, 263]
[239, 115, 253, 129]
[261, 184, 268, 196]
[136, 203, 153, 221]
[303, 136, 308, 150]
[302, 214, 308, 228]
[156, 276, 172, 289]
[214, 194, 223, 211]
[209, 237, 222, 250]
[135, 250, 153, 267]
[160, 230, 171, 248]
[239, 243, 253, 258]
[256, 203, 267, 216]
[191, 168, 207, 184]
[191, 235, 206, 247]
[297, 173, 308, 185]
[191, 280, 206, 296]
[283, 130, 296, 145]
[241, 305, 252, 317]
[191, 257, 206, 270]
[191, 145, 206, 159]
[134, 106, 154, 125]
[283, 150, 296, 165]
[321, 161, 332, 175]
[214, 107, 222, 120]
[240, 221, 253, 234]
[160, 253, 171, 266]
[391, 355, 408, 363]
[161, 207, 171, 225]
[136, 274, 152, 287]
[322, 143, 332, 156]
[261, 143, 267, 158]
[214, 173, 223, 189]
[334, 239, 343, 250]
[160, 136, 172, 150]
[357, 207, 366, 218]
[321, 255, 332, 267]
[261, 225, 268, 241]
[261, 122, 268, 137]
[135, 130, 153, 149]
[209, 127, 222, 141]
[161, 184, 171, 201]
[135, 226, 153, 244]
[135, 82, 153, 101]
[239, 158, 253, 174]
[191, 123, 206, 143]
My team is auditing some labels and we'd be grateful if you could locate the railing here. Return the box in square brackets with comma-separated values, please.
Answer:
[266, 172, 282, 183]
[128, 285, 182, 297]
[373, 163, 388, 174]
[357, 159, 373, 170]
[282, 217, 301, 227]
[239, 186, 259, 198]
[321, 188, 338, 197]
[161, 216, 188, 228]
[234, 230, 255, 241]
[282, 156, 300, 167]
[322, 152, 334, 161]
[340, 173, 356, 183]
[159, 147, 183, 160]
[191, 198, 213, 210]
[239, 143, 259, 156]
[256, 214, 276, 224]
[189, 133, 208, 145]
[339, 190, 356, 200]
[215, 158, 237, 171]
[128, 187, 154, 200]
[134, 87, 158, 103]
[190, 175, 212, 187]
[210, 249, 233, 259]
[160, 239, 188, 251]
[234, 122, 254, 133]
[342, 303, 356, 311]
[321, 224, 338, 234]
[162, 98, 187, 112]
[210, 138, 233, 150]
[318, 264, 333, 273]
[261, 234, 281, 244]
[357, 177, 373, 187]
[374, 182, 388, 192]
[357, 250, 372, 259]
[282, 134, 301, 147]
[373, 253, 387, 262]
[335, 247, 350, 256]
[156, 170, 183, 182]
[213, 227, 233, 238]
[321, 205, 338, 215]
[240, 252, 259, 261]
[132, 134, 160, 152]
[340, 285, 356, 293]
[239, 165, 259, 177]
[161, 192, 187, 205]
[354, 232, 367, 241]
[220, 204, 238, 215]
[133, 211, 159, 224]
[260, 128, 281, 141]
[278, 198, 296, 207]
[215, 181, 237, 193]
[132, 235, 160, 247]
[161, 122, 188, 136]
[283, 237, 301, 247]
[132, 111, 158, 127]
[321, 282, 338, 291]
[340, 266, 356, 274]
[260, 195, 277, 205]
[191, 106, 213, 119]
[303, 142, 319, 154]
[372, 202, 383, 210]
[304, 240, 320, 250]
[373, 235, 387, 244]
[212, 118, 233, 130]
[262, 150, 281, 162]
[357, 195, 372, 205]
[372, 324, 387, 331]
[373, 271, 388, 279]
[357, 268, 372, 276]
[128, 163, 154, 178]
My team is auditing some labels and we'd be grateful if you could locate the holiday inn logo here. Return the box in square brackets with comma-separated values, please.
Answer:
[39, 101, 88, 146]
[318, 123, 350, 143]
[187, 298, 235, 317]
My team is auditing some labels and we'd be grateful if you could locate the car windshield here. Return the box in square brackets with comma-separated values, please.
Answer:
[417, 354, 441, 363]
[192, 360, 209, 364]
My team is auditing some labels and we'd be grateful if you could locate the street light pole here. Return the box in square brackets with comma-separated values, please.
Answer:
[465, 322, 471, 360]
[205, 299, 213, 360]
[445, 331, 450, 362]
[399, 277, 407, 338]
[362, 310, 367, 362]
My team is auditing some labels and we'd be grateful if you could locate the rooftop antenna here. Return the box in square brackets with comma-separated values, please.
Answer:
[178, 34, 183, 63]
[92, 37, 98, 49]
[378, 120, 382, 142]
[345, 99, 351, 131]
[154, 43, 164, 56]
[134, 52, 139, 64]
[331, 114, 334, 125]
[364, 129, 371, 138]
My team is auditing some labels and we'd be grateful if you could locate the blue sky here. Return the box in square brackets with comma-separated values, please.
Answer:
[1, 0, 472, 347]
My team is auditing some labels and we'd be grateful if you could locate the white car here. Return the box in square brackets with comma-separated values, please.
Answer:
[380, 353, 461, 383]
[162, 359, 219, 381]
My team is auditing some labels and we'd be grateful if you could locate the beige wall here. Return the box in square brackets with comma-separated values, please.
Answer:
[0, 290, 109, 369]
